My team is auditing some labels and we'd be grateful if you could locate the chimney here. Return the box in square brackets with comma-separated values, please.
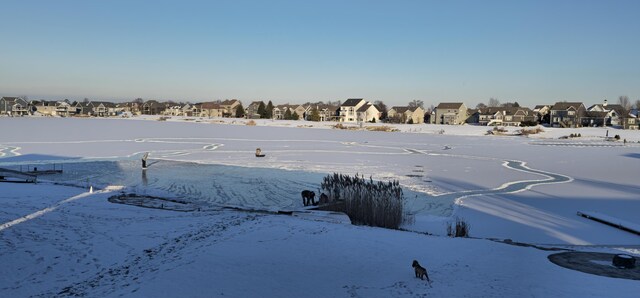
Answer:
[603, 99, 608, 107]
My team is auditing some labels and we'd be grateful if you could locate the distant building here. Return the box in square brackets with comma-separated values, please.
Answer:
[0, 96, 30, 116]
[549, 102, 586, 128]
[388, 106, 425, 124]
[434, 102, 468, 125]
[339, 98, 367, 122]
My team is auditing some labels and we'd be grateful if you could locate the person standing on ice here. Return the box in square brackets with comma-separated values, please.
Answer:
[142, 152, 149, 169]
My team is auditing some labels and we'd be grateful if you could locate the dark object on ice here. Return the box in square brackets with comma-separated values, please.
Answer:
[613, 254, 636, 269]
[142, 152, 149, 169]
[255, 148, 265, 157]
[301, 190, 316, 206]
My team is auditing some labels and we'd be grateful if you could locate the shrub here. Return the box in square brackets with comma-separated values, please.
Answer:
[518, 127, 544, 136]
[365, 126, 399, 132]
[320, 173, 404, 229]
[615, 134, 620, 140]
[246, 120, 256, 126]
[333, 123, 347, 130]
[447, 217, 470, 237]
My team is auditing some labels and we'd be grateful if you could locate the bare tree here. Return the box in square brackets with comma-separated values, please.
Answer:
[476, 102, 487, 109]
[408, 100, 424, 109]
[634, 99, 640, 110]
[374, 100, 388, 120]
[618, 95, 631, 111]
[488, 98, 500, 107]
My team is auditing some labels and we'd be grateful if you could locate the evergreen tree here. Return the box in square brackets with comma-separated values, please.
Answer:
[235, 103, 245, 118]
[308, 108, 321, 121]
[284, 108, 292, 120]
[266, 101, 274, 119]
[257, 102, 267, 118]
[291, 111, 300, 120]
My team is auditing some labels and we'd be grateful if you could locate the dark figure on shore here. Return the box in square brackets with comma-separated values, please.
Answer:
[301, 190, 316, 206]
[142, 152, 149, 169]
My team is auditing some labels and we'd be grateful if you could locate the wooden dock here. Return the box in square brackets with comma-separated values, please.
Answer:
[577, 211, 640, 236]
[0, 168, 37, 183]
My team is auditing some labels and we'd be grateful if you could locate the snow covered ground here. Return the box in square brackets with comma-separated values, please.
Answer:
[1, 117, 639, 297]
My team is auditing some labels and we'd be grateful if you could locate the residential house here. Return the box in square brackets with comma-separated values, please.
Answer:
[387, 106, 425, 124]
[293, 104, 310, 120]
[478, 107, 536, 126]
[220, 99, 241, 117]
[142, 100, 167, 115]
[273, 104, 296, 120]
[74, 101, 93, 116]
[164, 104, 184, 116]
[92, 101, 117, 117]
[245, 101, 264, 119]
[533, 105, 550, 123]
[434, 102, 468, 125]
[56, 100, 74, 117]
[549, 102, 586, 128]
[624, 113, 638, 130]
[339, 98, 367, 122]
[587, 100, 628, 127]
[465, 109, 480, 124]
[0, 96, 30, 116]
[116, 102, 141, 115]
[181, 103, 199, 117]
[307, 104, 339, 121]
[199, 102, 223, 118]
[30, 100, 58, 116]
[356, 102, 381, 123]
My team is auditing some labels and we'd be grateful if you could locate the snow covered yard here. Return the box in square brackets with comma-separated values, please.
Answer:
[1, 117, 640, 297]
[1, 183, 639, 297]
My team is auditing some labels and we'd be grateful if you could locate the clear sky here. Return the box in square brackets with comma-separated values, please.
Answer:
[1, 0, 639, 107]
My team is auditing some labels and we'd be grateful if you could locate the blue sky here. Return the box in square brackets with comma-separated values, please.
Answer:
[1, 0, 639, 107]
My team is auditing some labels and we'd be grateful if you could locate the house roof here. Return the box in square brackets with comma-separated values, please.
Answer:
[605, 104, 628, 116]
[436, 102, 464, 109]
[91, 101, 117, 108]
[220, 99, 239, 106]
[533, 105, 549, 110]
[479, 107, 533, 116]
[201, 102, 221, 109]
[357, 103, 378, 113]
[390, 106, 410, 113]
[585, 111, 609, 118]
[1, 96, 25, 104]
[342, 98, 364, 107]
[551, 102, 584, 111]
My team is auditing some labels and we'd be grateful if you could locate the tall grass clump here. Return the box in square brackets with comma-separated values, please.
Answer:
[447, 217, 471, 237]
[321, 173, 404, 229]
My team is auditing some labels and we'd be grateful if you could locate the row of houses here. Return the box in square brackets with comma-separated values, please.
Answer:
[427, 101, 637, 130]
[1, 96, 638, 129]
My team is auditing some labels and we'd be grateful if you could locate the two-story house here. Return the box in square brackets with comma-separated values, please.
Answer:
[0, 96, 30, 116]
[220, 99, 241, 117]
[356, 102, 381, 123]
[478, 107, 536, 126]
[388, 106, 425, 124]
[339, 98, 367, 122]
[549, 102, 586, 128]
[434, 102, 468, 125]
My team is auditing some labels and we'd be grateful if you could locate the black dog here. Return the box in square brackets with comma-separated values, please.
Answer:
[301, 190, 316, 206]
[412, 260, 430, 283]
